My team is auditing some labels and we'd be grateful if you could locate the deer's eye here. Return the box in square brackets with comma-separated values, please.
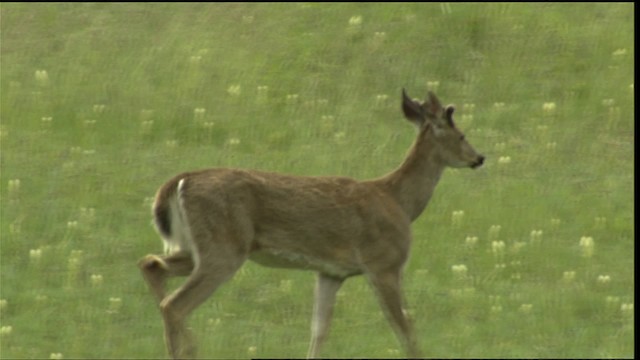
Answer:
[460, 135, 465, 141]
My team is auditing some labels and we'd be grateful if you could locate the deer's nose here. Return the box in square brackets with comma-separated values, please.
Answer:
[471, 155, 485, 169]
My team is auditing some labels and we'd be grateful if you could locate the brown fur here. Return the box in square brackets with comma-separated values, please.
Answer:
[139, 90, 484, 359]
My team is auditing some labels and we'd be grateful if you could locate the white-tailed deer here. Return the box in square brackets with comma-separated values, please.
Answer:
[139, 89, 484, 359]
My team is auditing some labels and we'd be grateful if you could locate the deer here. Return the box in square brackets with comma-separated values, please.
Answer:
[138, 89, 485, 359]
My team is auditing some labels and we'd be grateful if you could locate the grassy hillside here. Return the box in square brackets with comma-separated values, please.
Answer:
[0, 3, 633, 358]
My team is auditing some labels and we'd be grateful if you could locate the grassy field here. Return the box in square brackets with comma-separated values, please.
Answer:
[0, 3, 634, 359]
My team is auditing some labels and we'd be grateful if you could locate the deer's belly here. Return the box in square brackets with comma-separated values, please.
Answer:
[248, 249, 361, 278]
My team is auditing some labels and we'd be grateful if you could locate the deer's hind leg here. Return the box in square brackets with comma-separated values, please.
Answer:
[159, 227, 251, 359]
[139, 251, 195, 303]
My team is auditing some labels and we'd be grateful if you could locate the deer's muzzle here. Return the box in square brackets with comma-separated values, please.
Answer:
[470, 155, 485, 169]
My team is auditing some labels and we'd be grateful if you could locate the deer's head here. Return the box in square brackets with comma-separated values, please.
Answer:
[401, 89, 484, 169]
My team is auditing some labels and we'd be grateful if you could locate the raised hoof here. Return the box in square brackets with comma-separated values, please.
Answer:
[138, 254, 169, 271]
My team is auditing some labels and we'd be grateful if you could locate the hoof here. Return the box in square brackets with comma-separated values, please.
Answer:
[138, 254, 168, 271]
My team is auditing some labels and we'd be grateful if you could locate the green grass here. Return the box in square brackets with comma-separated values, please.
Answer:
[0, 3, 634, 359]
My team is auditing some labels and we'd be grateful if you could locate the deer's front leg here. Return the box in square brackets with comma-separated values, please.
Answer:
[368, 269, 421, 358]
[307, 273, 344, 359]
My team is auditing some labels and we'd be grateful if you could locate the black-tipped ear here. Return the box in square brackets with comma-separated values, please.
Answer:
[423, 91, 444, 117]
[401, 88, 425, 124]
[445, 105, 455, 126]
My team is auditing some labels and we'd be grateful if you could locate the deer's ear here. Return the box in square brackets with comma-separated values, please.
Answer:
[402, 88, 425, 125]
[422, 91, 444, 118]
[444, 105, 455, 127]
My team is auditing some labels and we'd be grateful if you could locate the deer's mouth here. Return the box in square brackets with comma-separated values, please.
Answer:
[470, 156, 485, 169]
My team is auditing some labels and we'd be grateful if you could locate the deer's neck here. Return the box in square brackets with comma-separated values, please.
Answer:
[374, 130, 445, 221]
